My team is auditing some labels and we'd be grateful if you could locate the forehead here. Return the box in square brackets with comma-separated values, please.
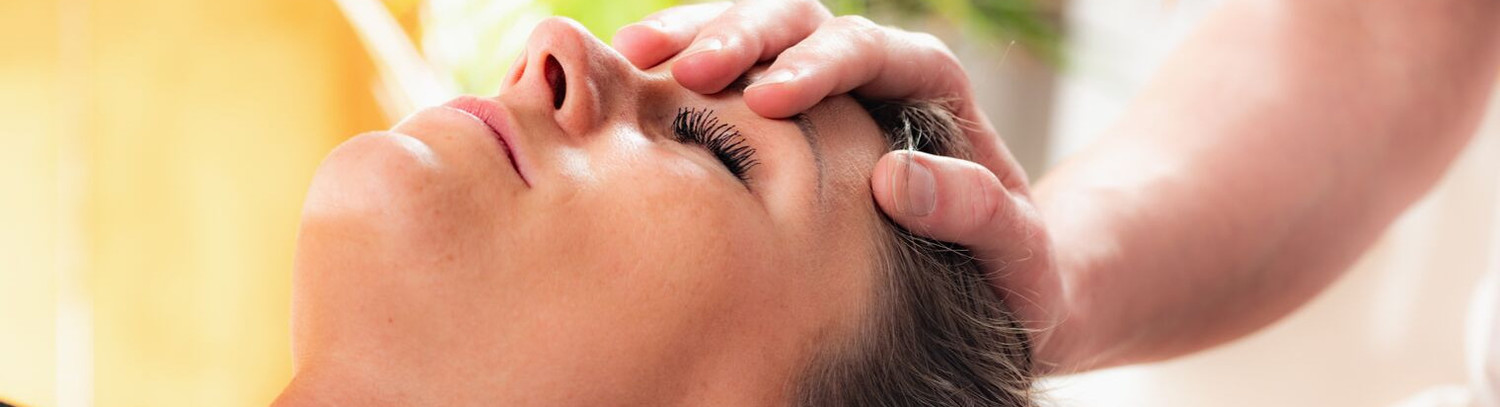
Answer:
[730, 67, 891, 207]
[634, 59, 891, 342]
[646, 61, 891, 205]
[642, 57, 891, 244]
[766, 91, 890, 266]
[801, 95, 887, 210]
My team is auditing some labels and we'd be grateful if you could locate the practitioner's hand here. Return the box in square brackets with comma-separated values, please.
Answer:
[614, 0, 1069, 369]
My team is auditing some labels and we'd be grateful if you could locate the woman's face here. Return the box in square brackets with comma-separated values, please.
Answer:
[293, 17, 889, 404]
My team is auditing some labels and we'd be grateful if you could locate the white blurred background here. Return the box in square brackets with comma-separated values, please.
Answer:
[1032, 1, 1500, 405]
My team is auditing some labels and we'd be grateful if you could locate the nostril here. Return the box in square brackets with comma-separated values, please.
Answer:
[544, 55, 566, 109]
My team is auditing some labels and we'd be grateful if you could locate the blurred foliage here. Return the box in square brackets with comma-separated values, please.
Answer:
[826, 0, 1062, 64]
[549, 0, 678, 40]
[412, 0, 1060, 95]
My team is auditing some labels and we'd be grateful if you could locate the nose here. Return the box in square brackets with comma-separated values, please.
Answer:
[503, 17, 640, 141]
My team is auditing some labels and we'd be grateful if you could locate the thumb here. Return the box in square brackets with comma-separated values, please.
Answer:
[871, 150, 1064, 353]
[871, 150, 1032, 249]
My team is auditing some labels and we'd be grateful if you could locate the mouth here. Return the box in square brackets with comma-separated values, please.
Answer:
[443, 96, 531, 187]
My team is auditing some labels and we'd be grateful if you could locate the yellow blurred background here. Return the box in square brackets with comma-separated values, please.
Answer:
[0, 0, 683, 404]
[1, 1, 385, 405]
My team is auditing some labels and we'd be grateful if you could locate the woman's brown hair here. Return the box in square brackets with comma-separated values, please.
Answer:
[795, 99, 1036, 406]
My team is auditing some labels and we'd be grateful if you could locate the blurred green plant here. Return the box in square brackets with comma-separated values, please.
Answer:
[419, 0, 673, 97]
[425, 0, 1060, 95]
[826, 0, 1061, 65]
[340, 0, 1059, 119]
[548, 0, 678, 40]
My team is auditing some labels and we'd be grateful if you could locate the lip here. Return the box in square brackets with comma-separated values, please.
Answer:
[443, 96, 531, 187]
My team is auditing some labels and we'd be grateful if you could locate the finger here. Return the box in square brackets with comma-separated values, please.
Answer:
[670, 0, 832, 94]
[612, 2, 732, 69]
[744, 20, 1032, 194]
[744, 20, 968, 118]
[964, 110, 1033, 196]
[870, 151, 1037, 261]
[870, 150, 1061, 337]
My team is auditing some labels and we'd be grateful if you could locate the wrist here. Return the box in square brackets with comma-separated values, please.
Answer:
[1025, 231, 1130, 375]
[1027, 259, 1094, 375]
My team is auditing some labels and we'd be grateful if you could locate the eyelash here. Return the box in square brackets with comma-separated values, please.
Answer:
[671, 107, 759, 183]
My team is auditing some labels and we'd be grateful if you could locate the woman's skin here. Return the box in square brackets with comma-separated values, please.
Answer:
[276, 18, 907, 406]
[613, 0, 1500, 373]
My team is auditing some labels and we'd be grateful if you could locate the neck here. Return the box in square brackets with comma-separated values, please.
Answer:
[272, 369, 401, 407]
[270, 376, 350, 407]
[272, 356, 792, 407]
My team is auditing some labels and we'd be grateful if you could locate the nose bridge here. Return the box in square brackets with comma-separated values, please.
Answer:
[508, 17, 641, 139]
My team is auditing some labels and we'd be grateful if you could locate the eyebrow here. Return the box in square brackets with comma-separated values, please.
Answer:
[792, 113, 825, 199]
[728, 75, 826, 198]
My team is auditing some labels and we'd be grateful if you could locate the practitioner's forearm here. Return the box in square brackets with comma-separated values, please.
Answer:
[1034, 0, 1500, 372]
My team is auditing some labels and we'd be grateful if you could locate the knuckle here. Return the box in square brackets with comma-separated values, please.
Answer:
[826, 16, 885, 52]
[965, 162, 1011, 232]
[641, 6, 680, 22]
[909, 31, 960, 63]
[907, 30, 944, 48]
[830, 14, 878, 31]
[901, 31, 968, 88]
[935, 51, 965, 81]
[643, 2, 729, 30]
[719, 19, 765, 49]
[790, 0, 833, 20]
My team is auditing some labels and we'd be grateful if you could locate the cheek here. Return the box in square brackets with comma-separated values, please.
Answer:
[542, 144, 775, 284]
[520, 139, 785, 327]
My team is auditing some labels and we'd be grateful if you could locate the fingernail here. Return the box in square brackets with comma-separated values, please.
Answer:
[899, 153, 936, 217]
[682, 37, 723, 58]
[747, 69, 796, 90]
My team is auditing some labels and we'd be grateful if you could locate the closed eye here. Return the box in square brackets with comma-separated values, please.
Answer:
[671, 107, 759, 185]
